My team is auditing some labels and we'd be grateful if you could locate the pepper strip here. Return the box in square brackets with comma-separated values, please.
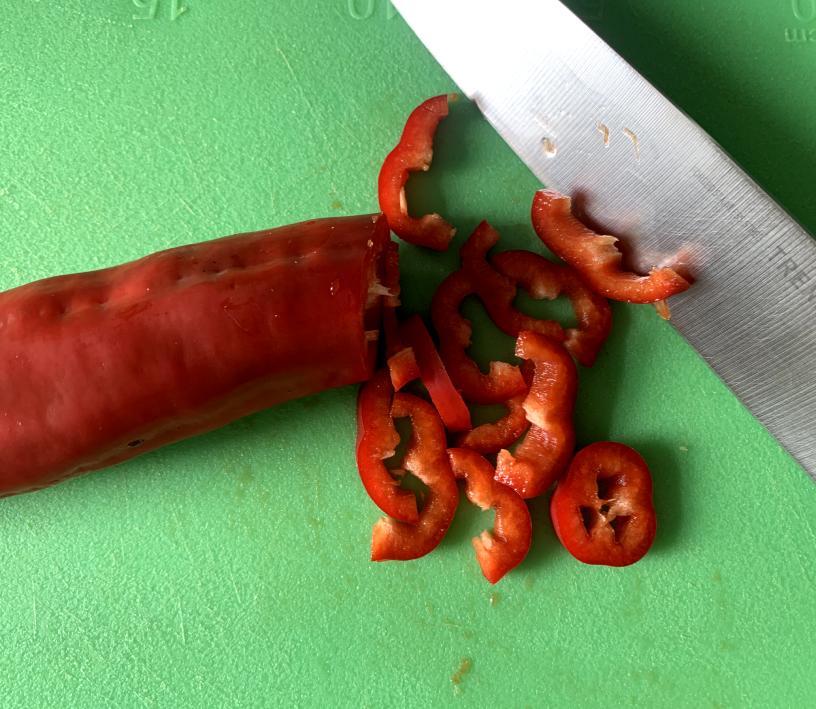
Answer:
[378, 95, 457, 251]
[531, 189, 691, 303]
[455, 393, 529, 455]
[448, 448, 532, 583]
[495, 332, 577, 499]
[387, 347, 421, 392]
[431, 269, 527, 405]
[550, 441, 657, 567]
[371, 393, 459, 561]
[356, 369, 418, 524]
[491, 250, 612, 367]
[401, 315, 472, 432]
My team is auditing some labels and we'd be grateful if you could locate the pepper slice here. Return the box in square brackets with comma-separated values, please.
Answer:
[491, 251, 612, 367]
[531, 189, 691, 303]
[456, 392, 530, 455]
[400, 315, 472, 432]
[495, 332, 577, 499]
[448, 448, 532, 584]
[431, 270, 527, 405]
[550, 441, 657, 567]
[356, 369, 418, 524]
[387, 347, 421, 392]
[378, 95, 457, 251]
[371, 393, 459, 561]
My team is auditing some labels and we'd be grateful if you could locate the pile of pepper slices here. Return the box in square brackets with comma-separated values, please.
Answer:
[358, 95, 691, 583]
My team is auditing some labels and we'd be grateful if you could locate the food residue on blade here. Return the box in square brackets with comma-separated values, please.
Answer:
[596, 121, 610, 147]
[623, 128, 640, 160]
[541, 137, 557, 158]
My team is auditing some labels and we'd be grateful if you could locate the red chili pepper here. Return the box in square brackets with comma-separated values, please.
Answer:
[378, 95, 457, 251]
[490, 250, 612, 367]
[448, 447, 532, 584]
[550, 441, 657, 567]
[356, 369, 419, 524]
[0, 214, 391, 497]
[401, 315, 472, 432]
[371, 393, 459, 561]
[495, 331, 577, 499]
[531, 189, 691, 303]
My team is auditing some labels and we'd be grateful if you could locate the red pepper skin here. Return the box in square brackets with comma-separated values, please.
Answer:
[401, 315, 472, 432]
[491, 251, 612, 367]
[371, 393, 459, 561]
[495, 332, 577, 499]
[531, 189, 691, 303]
[0, 214, 391, 497]
[356, 369, 419, 524]
[456, 392, 529, 455]
[448, 448, 532, 584]
[378, 95, 457, 251]
[550, 442, 657, 567]
[387, 347, 421, 392]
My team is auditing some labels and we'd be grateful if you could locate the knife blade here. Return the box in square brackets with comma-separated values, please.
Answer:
[393, 0, 816, 480]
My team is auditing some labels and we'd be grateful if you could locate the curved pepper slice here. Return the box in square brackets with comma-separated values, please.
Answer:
[448, 448, 532, 584]
[401, 315, 471, 432]
[550, 441, 657, 567]
[371, 393, 459, 561]
[378, 95, 457, 251]
[431, 269, 527, 405]
[491, 250, 612, 367]
[495, 332, 577, 499]
[356, 369, 419, 524]
[531, 189, 691, 303]
[456, 392, 530, 455]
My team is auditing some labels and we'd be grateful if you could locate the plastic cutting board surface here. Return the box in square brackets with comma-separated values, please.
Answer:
[0, 1, 815, 706]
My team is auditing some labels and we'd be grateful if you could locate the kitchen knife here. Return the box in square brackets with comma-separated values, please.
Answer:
[393, 0, 816, 480]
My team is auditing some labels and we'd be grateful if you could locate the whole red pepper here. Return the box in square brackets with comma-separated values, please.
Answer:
[0, 214, 391, 497]
[531, 189, 691, 303]
[495, 331, 577, 499]
[550, 441, 657, 567]
[378, 95, 457, 251]
[371, 393, 459, 561]
[448, 447, 532, 584]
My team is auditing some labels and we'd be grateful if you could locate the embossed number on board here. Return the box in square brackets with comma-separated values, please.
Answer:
[133, 0, 188, 21]
[792, 0, 816, 22]
[347, 0, 396, 21]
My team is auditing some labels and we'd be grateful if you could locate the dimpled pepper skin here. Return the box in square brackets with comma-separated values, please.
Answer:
[0, 214, 391, 497]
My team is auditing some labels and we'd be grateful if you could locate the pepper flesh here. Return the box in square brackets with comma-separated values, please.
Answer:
[0, 214, 391, 497]
[356, 369, 419, 524]
[371, 393, 459, 561]
[455, 392, 530, 456]
[491, 250, 612, 367]
[448, 447, 532, 584]
[387, 347, 421, 392]
[401, 315, 471, 432]
[531, 189, 691, 303]
[495, 332, 577, 499]
[550, 441, 657, 567]
[378, 95, 457, 251]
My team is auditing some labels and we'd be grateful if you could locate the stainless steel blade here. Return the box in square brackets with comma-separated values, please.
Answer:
[394, 0, 816, 479]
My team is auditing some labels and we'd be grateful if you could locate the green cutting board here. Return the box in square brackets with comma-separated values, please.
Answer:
[1, 1, 814, 706]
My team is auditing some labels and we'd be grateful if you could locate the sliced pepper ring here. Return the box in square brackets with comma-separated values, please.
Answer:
[356, 369, 418, 523]
[491, 250, 612, 367]
[531, 189, 691, 303]
[371, 393, 459, 561]
[448, 447, 532, 584]
[431, 269, 527, 405]
[550, 441, 657, 567]
[495, 332, 577, 499]
[455, 392, 530, 456]
[378, 95, 457, 251]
